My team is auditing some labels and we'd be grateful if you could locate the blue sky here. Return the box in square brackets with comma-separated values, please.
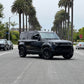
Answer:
[1, 0, 84, 31]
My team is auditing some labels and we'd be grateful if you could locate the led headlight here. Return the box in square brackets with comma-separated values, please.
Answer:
[52, 42, 58, 46]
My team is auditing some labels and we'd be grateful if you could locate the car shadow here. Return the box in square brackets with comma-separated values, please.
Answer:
[24, 55, 75, 61]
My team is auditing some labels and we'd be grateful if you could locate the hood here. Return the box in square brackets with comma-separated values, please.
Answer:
[0, 43, 4, 45]
[47, 39, 72, 43]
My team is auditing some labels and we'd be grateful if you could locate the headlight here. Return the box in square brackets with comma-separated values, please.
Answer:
[52, 42, 58, 46]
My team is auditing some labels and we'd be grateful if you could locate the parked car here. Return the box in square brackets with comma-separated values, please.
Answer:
[7, 40, 13, 50]
[18, 31, 74, 59]
[0, 39, 9, 51]
[76, 42, 84, 49]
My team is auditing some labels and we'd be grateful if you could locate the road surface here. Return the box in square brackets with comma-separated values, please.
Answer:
[0, 46, 84, 84]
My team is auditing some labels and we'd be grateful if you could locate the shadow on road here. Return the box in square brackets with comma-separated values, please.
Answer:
[23, 55, 75, 61]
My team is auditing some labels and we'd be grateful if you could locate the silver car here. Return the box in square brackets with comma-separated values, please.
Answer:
[76, 42, 84, 49]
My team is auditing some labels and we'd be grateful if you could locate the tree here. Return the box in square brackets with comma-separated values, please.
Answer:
[11, 21, 18, 28]
[11, 0, 27, 33]
[10, 30, 19, 44]
[58, 0, 74, 41]
[11, 0, 41, 32]
[0, 3, 3, 18]
[52, 9, 69, 39]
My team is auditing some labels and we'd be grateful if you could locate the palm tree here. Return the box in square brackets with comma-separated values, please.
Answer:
[22, 0, 29, 31]
[24, 0, 32, 31]
[0, 3, 3, 18]
[12, 0, 23, 33]
[71, 0, 73, 42]
[58, 0, 74, 41]
[67, 0, 73, 40]
[58, 0, 68, 39]
[11, 0, 28, 33]
[52, 9, 69, 39]
[28, 6, 36, 30]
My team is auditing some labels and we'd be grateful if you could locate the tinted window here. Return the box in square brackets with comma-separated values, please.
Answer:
[39, 32, 59, 39]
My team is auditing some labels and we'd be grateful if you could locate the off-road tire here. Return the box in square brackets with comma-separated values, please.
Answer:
[19, 46, 26, 57]
[42, 47, 53, 59]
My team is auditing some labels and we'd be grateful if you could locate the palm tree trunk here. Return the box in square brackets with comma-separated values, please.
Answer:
[71, 0, 73, 42]
[68, 5, 70, 40]
[19, 13, 21, 34]
[63, 21, 65, 39]
[29, 15, 30, 31]
[65, 6, 67, 40]
[23, 13, 24, 31]
[60, 24, 62, 39]
[26, 15, 27, 31]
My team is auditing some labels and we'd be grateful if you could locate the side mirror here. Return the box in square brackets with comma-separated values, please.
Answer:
[32, 36, 40, 41]
[32, 36, 38, 40]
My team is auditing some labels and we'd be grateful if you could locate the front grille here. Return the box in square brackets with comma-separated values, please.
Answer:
[56, 43, 71, 46]
[55, 46, 72, 52]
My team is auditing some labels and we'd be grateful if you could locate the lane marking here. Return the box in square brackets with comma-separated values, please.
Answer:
[0, 52, 11, 56]
[11, 62, 33, 84]
[0, 48, 17, 57]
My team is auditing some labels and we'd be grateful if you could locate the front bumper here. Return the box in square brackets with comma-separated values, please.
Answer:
[52, 46, 74, 55]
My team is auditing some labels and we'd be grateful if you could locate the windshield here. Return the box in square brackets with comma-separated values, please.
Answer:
[0, 40, 5, 44]
[39, 32, 60, 39]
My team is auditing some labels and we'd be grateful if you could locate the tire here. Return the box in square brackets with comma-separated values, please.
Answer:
[12, 47, 13, 50]
[19, 47, 26, 57]
[42, 47, 53, 59]
[4, 47, 7, 51]
[63, 48, 73, 59]
[63, 54, 73, 59]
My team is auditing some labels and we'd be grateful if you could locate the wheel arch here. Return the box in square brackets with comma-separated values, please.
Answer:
[42, 43, 52, 50]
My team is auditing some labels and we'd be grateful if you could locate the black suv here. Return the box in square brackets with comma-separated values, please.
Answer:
[18, 31, 74, 59]
[0, 39, 9, 51]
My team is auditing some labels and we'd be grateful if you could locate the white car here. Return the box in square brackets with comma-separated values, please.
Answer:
[76, 42, 84, 49]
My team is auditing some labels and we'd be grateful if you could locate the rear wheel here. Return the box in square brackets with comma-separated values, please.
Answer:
[42, 47, 53, 59]
[19, 47, 26, 57]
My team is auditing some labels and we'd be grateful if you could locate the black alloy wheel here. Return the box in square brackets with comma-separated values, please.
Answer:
[19, 47, 26, 57]
[63, 54, 73, 59]
[4, 47, 7, 51]
[42, 47, 53, 59]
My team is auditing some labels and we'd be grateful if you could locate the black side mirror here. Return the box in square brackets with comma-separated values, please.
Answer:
[32, 36, 40, 41]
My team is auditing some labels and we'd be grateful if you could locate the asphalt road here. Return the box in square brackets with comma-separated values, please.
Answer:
[0, 46, 84, 84]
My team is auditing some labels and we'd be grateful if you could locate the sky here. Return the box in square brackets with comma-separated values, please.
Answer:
[0, 0, 84, 31]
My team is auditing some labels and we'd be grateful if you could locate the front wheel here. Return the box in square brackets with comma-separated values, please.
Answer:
[42, 47, 53, 59]
[19, 47, 26, 57]
[63, 54, 73, 59]
[4, 47, 7, 51]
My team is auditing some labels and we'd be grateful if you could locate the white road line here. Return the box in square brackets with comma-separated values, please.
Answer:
[11, 62, 33, 84]
[0, 52, 11, 56]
